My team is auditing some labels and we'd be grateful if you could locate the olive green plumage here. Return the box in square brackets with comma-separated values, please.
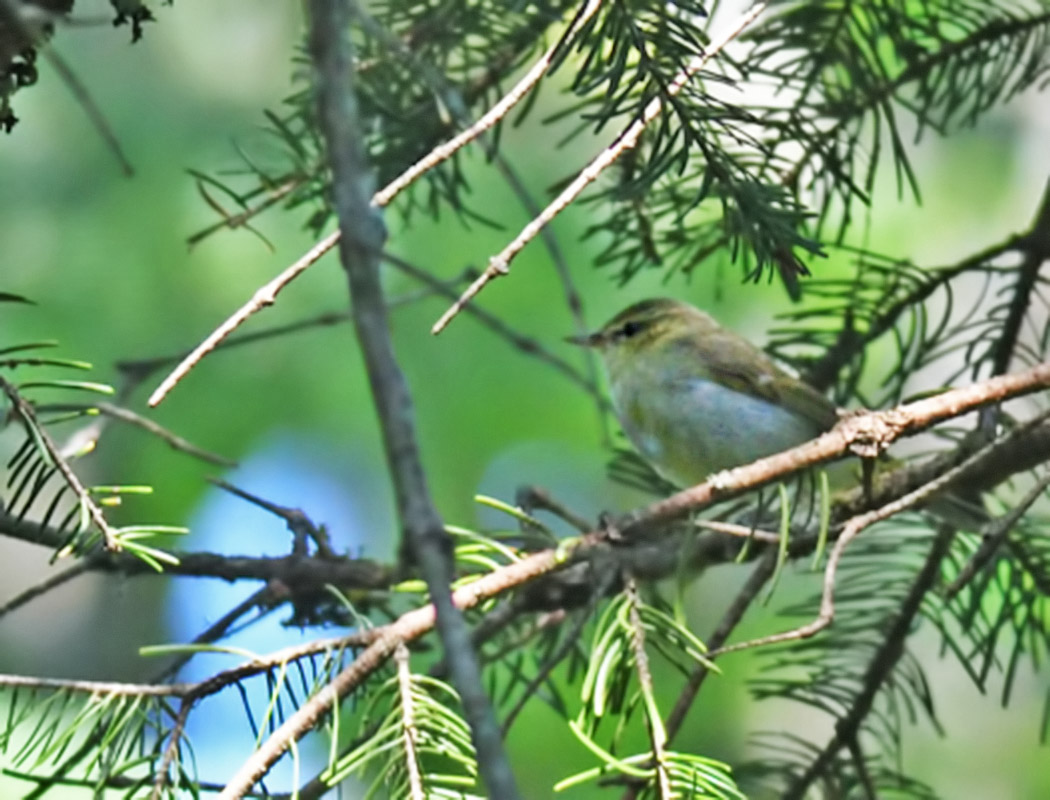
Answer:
[573, 297, 838, 487]
[572, 297, 984, 529]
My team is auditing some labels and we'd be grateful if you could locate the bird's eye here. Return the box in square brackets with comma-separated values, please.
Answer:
[619, 320, 645, 339]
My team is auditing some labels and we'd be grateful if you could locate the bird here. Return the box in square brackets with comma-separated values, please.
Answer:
[569, 297, 839, 488]
[570, 297, 986, 530]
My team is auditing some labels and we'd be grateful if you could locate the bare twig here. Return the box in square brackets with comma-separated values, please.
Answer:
[0, 560, 92, 621]
[147, 230, 340, 407]
[501, 571, 615, 735]
[0, 506, 395, 589]
[207, 478, 335, 558]
[151, 585, 282, 683]
[43, 402, 235, 466]
[147, 0, 602, 408]
[118, 310, 350, 387]
[489, 153, 605, 426]
[150, 700, 191, 800]
[985, 178, 1050, 391]
[98, 402, 234, 464]
[187, 631, 374, 701]
[431, 2, 769, 334]
[516, 485, 595, 533]
[123, 283, 464, 400]
[3, 770, 248, 798]
[692, 519, 782, 544]
[667, 549, 777, 735]
[0, 673, 187, 696]
[383, 252, 607, 407]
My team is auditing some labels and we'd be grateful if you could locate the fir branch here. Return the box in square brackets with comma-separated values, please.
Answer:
[394, 643, 425, 800]
[371, 0, 604, 209]
[625, 579, 672, 799]
[146, 230, 341, 407]
[430, 2, 769, 334]
[945, 470, 1050, 599]
[780, 524, 956, 800]
[984, 177, 1050, 376]
[707, 410, 1050, 659]
[0, 376, 120, 551]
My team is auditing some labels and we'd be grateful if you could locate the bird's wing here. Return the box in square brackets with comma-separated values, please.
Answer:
[691, 330, 840, 432]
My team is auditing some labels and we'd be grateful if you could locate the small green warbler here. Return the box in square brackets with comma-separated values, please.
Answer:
[571, 297, 985, 529]
[570, 297, 839, 487]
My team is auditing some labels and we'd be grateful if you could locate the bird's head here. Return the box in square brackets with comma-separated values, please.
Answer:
[568, 297, 718, 379]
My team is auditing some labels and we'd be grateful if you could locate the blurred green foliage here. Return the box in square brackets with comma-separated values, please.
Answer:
[2, 2, 1049, 798]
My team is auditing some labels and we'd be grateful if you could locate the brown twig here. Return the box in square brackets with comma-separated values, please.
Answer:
[0, 673, 187, 696]
[0, 505, 395, 588]
[984, 178, 1050, 395]
[430, 2, 769, 334]
[692, 519, 782, 544]
[666, 549, 778, 733]
[147, 231, 340, 407]
[705, 428, 1019, 659]
[500, 572, 615, 735]
[146, 1, 603, 408]
[150, 585, 282, 684]
[86, 402, 234, 466]
[516, 485, 595, 533]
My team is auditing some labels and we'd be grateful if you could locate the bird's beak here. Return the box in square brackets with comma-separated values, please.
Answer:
[565, 332, 603, 348]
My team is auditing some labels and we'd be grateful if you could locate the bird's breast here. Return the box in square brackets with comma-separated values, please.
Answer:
[611, 373, 825, 487]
